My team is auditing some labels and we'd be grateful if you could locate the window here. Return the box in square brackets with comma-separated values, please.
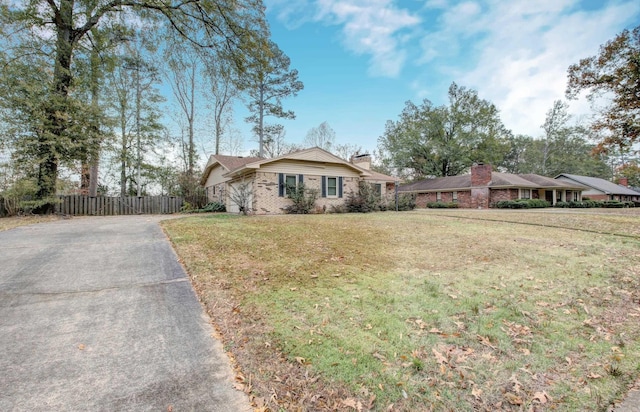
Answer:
[373, 183, 382, 198]
[279, 173, 303, 197]
[327, 177, 337, 197]
[322, 176, 343, 198]
[452, 191, 458, 203]
[436, 192, 442, 202]
[285, 174, 297, 196]
[520, 189, 531, 199]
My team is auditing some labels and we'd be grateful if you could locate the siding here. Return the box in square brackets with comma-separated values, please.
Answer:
[258, 159, 361, 178]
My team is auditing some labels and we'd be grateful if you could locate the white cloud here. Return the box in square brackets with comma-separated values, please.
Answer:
[267, 0, 421, 77]
[416, 0, 640, 137]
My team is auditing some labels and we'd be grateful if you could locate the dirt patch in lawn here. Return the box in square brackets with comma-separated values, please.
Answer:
[163, 212, 640, 411]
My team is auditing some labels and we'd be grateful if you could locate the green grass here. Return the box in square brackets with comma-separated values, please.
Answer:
[163, 210, 640, 411]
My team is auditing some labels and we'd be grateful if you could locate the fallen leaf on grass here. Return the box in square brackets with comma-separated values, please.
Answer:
[78, 344, 85, 350]
[587, 372, 603, 379]
[532, 391, 551, 404]
[295, 356, 310, 365]
[472, 386, 483, 400]
[341, 398, 363, 411]
[504, 392, 523, 405]
[432, 348, 448, 365]
[477, 335, 496, 349]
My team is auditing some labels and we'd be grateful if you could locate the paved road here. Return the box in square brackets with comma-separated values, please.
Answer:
[0, 216, 249, 411]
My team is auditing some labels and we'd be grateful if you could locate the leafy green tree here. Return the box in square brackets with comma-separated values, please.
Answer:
[105, 40, 165, 197]
[618, 161, 640, 187]
[566, 25, 640, 153]
[485, 99, 612, 178]
[242, 40, 303, 157]
[1, 0, 269, 212]
[378, 82, 511, 179]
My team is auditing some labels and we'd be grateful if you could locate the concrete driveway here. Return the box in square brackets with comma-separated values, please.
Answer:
[0, 216, 249, 411]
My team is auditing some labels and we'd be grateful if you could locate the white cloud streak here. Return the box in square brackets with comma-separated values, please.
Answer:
[416, 0, 640, 137]
[266, 0, 421, 77]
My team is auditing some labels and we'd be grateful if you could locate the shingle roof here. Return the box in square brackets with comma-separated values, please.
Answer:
[556, 174, 640, 196]
[400, 172, 586, 192]
[400, 174, 471, 192]
[212, 155, 262, 172]
[362, 169, 398, 183]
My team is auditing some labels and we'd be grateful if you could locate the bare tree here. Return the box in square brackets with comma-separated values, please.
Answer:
[304, 121, 336, 151]
[229, 179, 252, 215]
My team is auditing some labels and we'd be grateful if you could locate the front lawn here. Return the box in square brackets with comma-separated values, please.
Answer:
[0, 215, 59, 232]
[162, 210, 640, 411]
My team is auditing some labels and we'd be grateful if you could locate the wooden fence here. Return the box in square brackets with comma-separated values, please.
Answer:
[55, 195, 187, 216]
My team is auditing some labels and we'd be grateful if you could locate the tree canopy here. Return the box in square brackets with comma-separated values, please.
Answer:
[378, 82, 511, 179]
[566, 25, 640, 154]
[0, 0, 270, 211]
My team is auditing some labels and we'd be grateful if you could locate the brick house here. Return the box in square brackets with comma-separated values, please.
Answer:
[200, 147, 397, 214]
[399, 163, 586, 209]
[555, 174, 640, 202]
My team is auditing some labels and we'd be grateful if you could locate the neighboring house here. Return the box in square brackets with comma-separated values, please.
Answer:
[399, 163, 586, 209]
[555, 174, 640, 202]
[200, 147, 397, 214]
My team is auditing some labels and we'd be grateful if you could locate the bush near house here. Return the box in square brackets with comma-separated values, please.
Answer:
[495, 199, 550, 209]
[189, 202, 226, 213]
[426, 201, 459, 209]
[555, 200, 635, 208]
[345, 181, 383, 213]
[394, 193, 417, 211]
[284, 183, 319, 214]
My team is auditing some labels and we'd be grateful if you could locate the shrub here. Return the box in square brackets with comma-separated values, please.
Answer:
[602, 200, 633, 208]
[284, 183, 318, 214]
[329, 204, 347, 214]
[398, 194, 417, 211]
[346, 182, 382, 213]
[495, 199, 550, 209]
[426, 201, 459, 209]
[195, 202, 226, 213]
[554, 201, 570, 208]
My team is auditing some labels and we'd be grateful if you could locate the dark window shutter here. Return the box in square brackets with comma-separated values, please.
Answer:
[298, 174, 304, 185]
[278, 173, 284, 197]
[338, 177, 343, 198]
[321, 176, 327, 198]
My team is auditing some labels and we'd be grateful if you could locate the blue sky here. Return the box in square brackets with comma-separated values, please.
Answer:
[229, 0, 640, 156]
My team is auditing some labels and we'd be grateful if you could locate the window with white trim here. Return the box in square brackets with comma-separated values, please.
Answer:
[520, 189, 531, 199]
[452, 191, 458, 202]
[436, 192, 442, 202]
[327, 177, 338, 197]
[285, 174, 298, 196]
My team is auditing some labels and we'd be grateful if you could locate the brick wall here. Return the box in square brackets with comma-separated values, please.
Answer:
[489, 189, 519, 206]
[415, 190, 472, 208]
[251, 172, 360, 214]
[471, 163, 492, 186]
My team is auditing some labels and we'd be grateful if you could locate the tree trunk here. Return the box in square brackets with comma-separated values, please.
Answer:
[258, 83, 264, 158]
[36, 0, 75, 213]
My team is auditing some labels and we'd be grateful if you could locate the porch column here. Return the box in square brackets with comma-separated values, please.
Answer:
[552, 190, 557, 205]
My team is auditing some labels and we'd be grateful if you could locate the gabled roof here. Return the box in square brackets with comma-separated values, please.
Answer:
[555, 174, 640, 196]
[200, 154, 261, 184]
[400, 172, 585, 193]
[362, 169, 398, 183]
[223, 147, 372, 178]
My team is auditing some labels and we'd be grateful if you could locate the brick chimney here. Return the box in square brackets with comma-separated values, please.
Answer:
[618, 177, 629, 187]
[351, 154, 371, 170]
[471, 163, 492, 186]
